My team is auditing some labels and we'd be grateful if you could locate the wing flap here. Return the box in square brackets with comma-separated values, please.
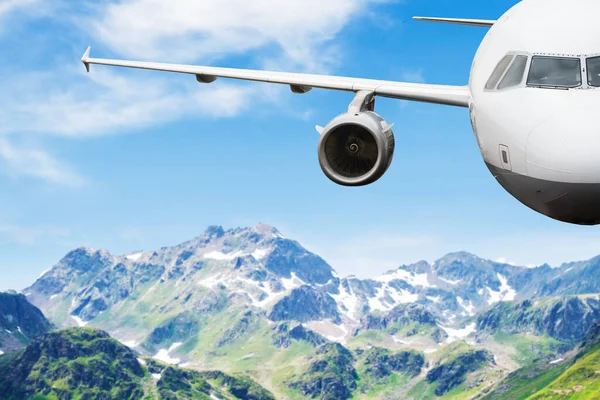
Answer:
[81, 47, 470, 108]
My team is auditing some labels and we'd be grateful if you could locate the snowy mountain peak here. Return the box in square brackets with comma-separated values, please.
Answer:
[253, 223, 285, 238]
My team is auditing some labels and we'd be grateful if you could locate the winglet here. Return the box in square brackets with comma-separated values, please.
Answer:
[315, 125, 325, 135]
[81, 46, 91, 73]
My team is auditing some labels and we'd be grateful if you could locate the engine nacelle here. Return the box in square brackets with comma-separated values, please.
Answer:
[317, 111, 395, 186]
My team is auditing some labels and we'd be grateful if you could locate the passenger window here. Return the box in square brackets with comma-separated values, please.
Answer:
[587, 56, 600, 87]
[498, 55, 528, 89]
[485, 55, 513, 90]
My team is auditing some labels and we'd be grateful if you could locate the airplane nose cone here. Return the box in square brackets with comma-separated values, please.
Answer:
[527, 107, 600, 182]
[522, 107, 600, 224]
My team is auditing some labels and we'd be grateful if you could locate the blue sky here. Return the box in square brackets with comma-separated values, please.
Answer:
[1, 0, 600, 291]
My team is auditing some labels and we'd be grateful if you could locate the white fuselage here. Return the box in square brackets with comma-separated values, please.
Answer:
[468, 0, 600, 225]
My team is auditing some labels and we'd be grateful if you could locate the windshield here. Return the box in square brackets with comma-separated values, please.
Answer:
[587, 56, 600, 87]
[527, 56, 582, 88]
[485, 55, 513, 90]
[498, 55, 528, 90]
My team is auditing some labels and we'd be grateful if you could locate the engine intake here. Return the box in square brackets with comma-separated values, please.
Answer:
[318, 111, 395, 186]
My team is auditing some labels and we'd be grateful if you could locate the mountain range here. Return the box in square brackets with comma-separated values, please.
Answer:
[3, 223, 600, 399]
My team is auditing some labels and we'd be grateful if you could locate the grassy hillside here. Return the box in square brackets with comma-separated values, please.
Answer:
[526, 344, 600, 399]
[0, 327, 274, 400]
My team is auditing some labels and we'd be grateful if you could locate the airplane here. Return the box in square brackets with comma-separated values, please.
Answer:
[81, 0, 600, 226]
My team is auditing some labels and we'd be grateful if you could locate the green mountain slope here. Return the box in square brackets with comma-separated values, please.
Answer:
[483, 318, 600, 400]
[525, 344, 600, 399]
[0, 327, 274, 400]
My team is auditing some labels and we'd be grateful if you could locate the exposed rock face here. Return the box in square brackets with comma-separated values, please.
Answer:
[362, 347, 424, 379]
[0, 292, 52, 353]
[145, 311, 201, 351]
[477, 296, 600, 343]
[259, 231, 334, 285]
[272, 322, 329, 348]
[196, 370, 276, 400]
[537, 256, 600, 297]
[217, 310, 262, 347]
[289, 343, 358, 400]
[28, 247, 115, 299]
[578, 315, 600, 355]
[354, 303, 447, 342]
[154, 365, 275, 400]
[426, 349, 495, 396]
[358, 303, 437, 331]
[269, 286, 341, 324]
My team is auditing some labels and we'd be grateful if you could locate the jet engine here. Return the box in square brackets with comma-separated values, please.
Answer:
[317, 91, 395, 186]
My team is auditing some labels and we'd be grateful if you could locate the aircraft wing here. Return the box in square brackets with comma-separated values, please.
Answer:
[81, 47, 470, 108]
[413, 17, 496, 27]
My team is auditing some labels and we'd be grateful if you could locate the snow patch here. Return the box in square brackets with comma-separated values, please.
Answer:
[377, 269, 434, 288]
[487, 274, 517, 305]
[392, 336, 412, 345]
[5, 329, 11, 334]
[153, 342, 183, 365]
[0, 350, 4, 355]
[387, 287, 419, 305]
[306, 320, 348, 343]
[369, 287, 392, 312]
[281, 273, 305, 290]
[251, 248, 269, 260]
[152, 373, 162, 380]
[457, 297, 476, 316]
[424, 348, 437, 354]
[50, 294, 59, 300]
[198, 275, 223, 289]
[203, 250, 244, 260]
[169, 342, 183, 352]
[122, 340, 138, 348]
[71, 315, 88, 327]
[439, 276, 462, 285]
[125, 252, 143, 261]
[38, 268, 51, 279]
[550, 358, 564, 365]
[439, 323, 477, 343]
[369, 284, 418, 312]
[426, 296, 441, 304]
[210, 394, 223, 400]
[331, 285, 359, 321]
[495, 257, 517, 266]
[137, 358, 146, 366]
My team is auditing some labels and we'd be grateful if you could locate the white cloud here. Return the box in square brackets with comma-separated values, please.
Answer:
[0, 137, 85, 186]
[0, 67, 254, 138]
[0, 0, 38, 18]
[92, 0, 388, 72]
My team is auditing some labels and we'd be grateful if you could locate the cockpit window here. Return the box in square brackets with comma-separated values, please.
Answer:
[497, 55, 528, 90]
[587, 56, 600, 87]
[527, 56, 581, 88]
[485, 55, 513, 90]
